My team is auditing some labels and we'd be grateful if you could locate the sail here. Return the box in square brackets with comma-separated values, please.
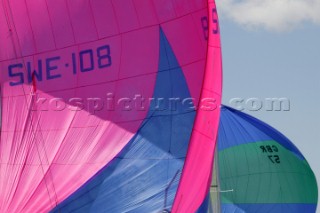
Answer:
[202, 105, 318, 213]
[0, 0, 222, 212]
[172, 0, 222, 211]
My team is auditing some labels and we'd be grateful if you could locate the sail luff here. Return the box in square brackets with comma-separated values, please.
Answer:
[172, 0, 222, 212]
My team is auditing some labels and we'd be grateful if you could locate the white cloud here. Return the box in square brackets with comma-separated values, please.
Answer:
[216, 0, 320, 31]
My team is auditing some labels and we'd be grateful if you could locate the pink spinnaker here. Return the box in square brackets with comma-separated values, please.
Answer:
[0, 0, 222, 212]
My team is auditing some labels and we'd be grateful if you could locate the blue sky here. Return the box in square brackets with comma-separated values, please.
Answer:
[217, 0, 320, 210]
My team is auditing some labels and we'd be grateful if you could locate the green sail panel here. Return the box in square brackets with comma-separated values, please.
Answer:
[219, 141, 317, 204]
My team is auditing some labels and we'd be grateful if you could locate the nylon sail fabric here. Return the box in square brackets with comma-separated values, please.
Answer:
[51, 29, 195, 212]
[172, 0, 222, 212]
[200, 106, 318, 213]
[0, 0, 222, 212]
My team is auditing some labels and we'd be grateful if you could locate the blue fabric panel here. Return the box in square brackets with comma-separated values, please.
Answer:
[51, 28, 195, 212]
[218, 106, 304, 160]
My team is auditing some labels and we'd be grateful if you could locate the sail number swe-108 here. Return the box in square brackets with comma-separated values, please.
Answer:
[260, 145, 281, 164]
[7, 45, 112, 86]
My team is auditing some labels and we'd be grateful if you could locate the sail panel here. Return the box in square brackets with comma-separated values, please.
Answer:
[51, 29, 195, 212]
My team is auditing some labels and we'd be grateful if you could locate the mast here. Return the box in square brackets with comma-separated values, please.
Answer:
[210, 146, 221, 213]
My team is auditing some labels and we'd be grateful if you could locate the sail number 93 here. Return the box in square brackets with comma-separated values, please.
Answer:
[201, 8, 219, 40]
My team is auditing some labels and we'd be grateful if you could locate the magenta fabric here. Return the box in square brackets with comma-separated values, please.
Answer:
[0, 0, 221, 212]
[172, 1, 222, 212]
